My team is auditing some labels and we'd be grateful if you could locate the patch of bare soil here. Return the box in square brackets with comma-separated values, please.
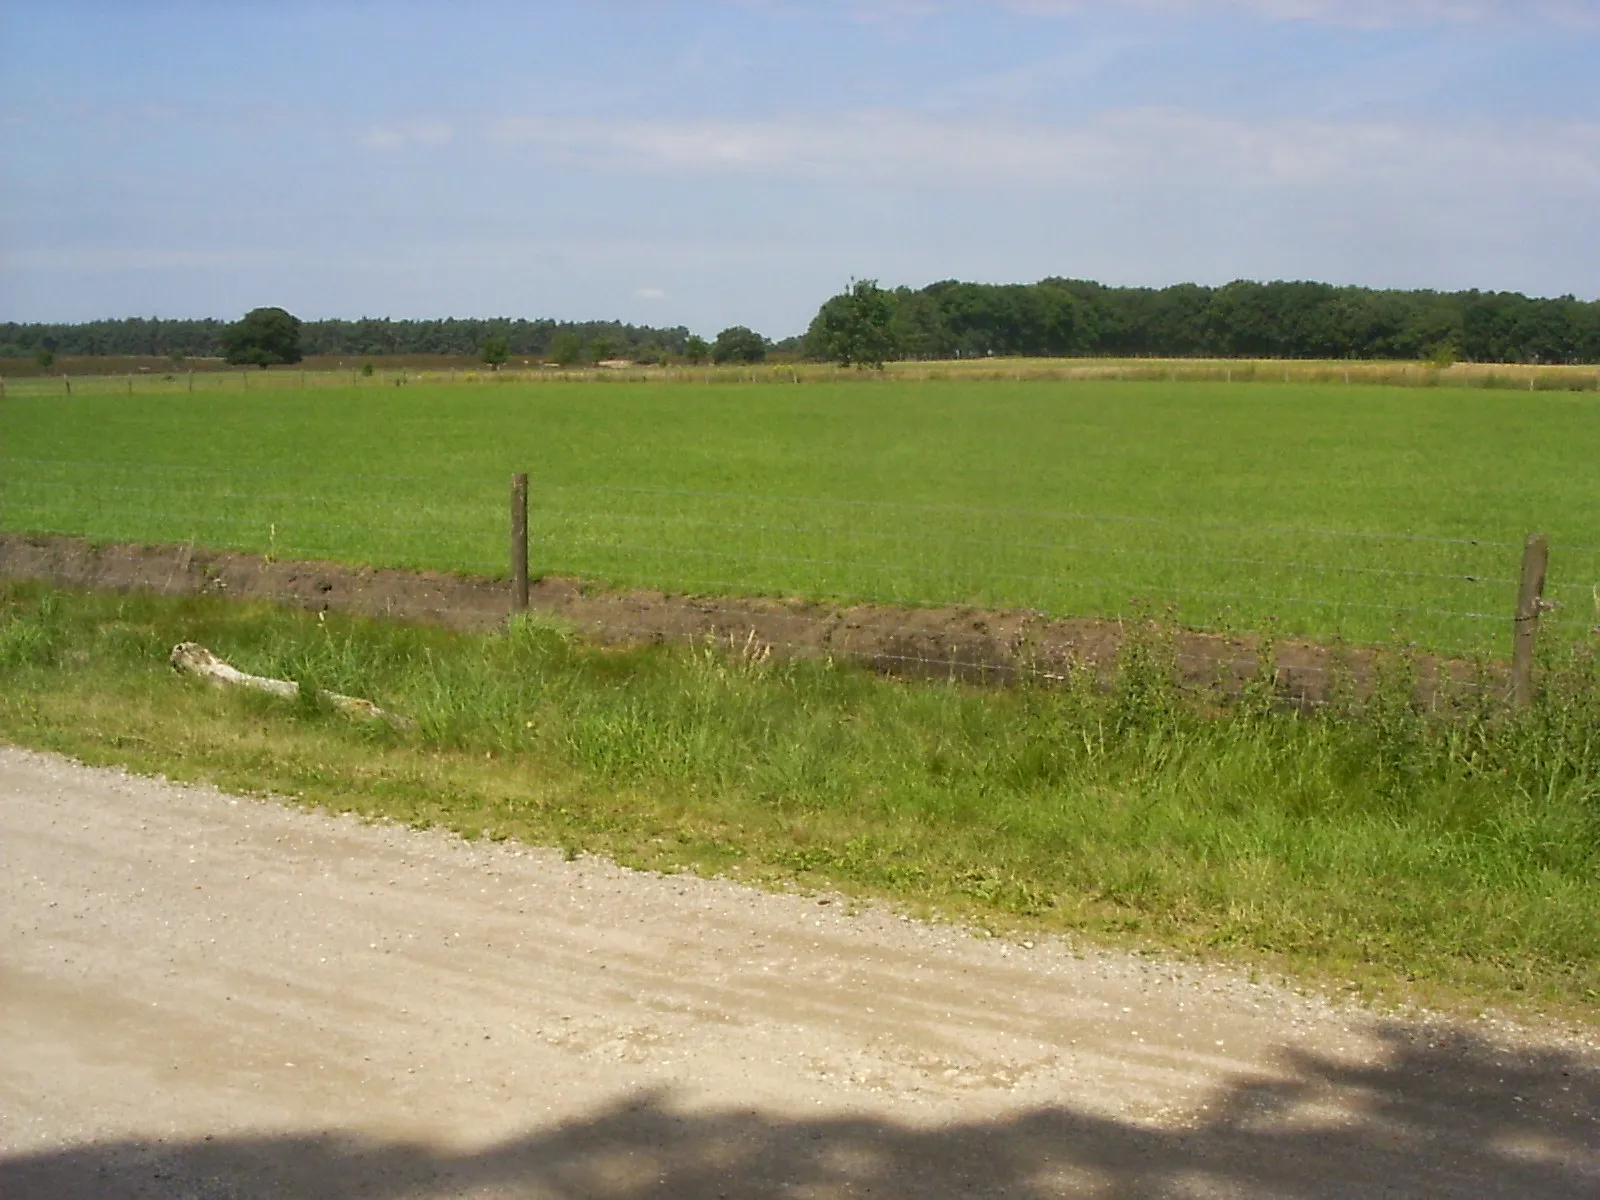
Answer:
[0, 532, 1489, 706]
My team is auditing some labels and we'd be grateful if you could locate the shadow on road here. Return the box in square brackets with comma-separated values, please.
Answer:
[5, 1024, 1596, 1198]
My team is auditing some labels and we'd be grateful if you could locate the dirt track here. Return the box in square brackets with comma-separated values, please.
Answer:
[1, 745, 1595, 1198]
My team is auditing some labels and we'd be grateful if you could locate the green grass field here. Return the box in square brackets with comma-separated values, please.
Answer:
[4, 375, 1599, 656]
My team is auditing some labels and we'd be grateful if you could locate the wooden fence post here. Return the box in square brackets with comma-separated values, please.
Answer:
[510, 472, 529, 612]
[1511, 533, 1549, 708]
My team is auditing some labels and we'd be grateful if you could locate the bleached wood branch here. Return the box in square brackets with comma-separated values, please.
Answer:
[170, 642, 414, 731]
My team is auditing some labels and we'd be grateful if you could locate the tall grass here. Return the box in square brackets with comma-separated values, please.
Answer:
[1, 582, 1595, 1015]
[3, 357, 1598, 393]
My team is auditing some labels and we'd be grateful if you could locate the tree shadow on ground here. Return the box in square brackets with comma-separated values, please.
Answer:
[5, 1023, 1596, 1199]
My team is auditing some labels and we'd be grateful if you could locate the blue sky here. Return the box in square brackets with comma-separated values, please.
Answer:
[1, 1, 1597, 337]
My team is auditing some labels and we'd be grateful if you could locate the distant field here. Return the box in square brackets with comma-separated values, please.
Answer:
[3, 376, 1598, 656]
[4, 354, 1599, 388]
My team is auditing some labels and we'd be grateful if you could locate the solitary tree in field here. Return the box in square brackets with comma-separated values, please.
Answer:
[807, 278, 896, 367]
[221, 307, 303, 367]
[548, 331, 586, 366]
[1424, 339, 1459, 369]
[683, 334, 710, 365]
[481, 334, 510, 369]
[711, 326, 767, 364]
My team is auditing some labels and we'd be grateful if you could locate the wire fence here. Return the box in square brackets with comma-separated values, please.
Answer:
[2, 456, 1597, 686]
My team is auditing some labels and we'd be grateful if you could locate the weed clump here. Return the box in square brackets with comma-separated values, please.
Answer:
[0, 592, 62, 668]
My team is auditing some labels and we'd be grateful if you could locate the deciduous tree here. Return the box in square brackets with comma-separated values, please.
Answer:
[806, 279, 897, 367]
[481, 334, 510, 369]
[548, 331, 586, 366]
[711, 326, 767, 364]
[220, 307, 303, 367]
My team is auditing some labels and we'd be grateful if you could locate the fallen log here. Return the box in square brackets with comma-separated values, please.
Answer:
[170, 642, 414, 731]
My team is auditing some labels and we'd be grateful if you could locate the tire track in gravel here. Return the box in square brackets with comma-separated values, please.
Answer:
[1, 744, 1596, 1198]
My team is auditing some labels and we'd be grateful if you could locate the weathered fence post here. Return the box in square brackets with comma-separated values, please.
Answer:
[510, 472, 529, 612]
[1511, 533, 1549, 708]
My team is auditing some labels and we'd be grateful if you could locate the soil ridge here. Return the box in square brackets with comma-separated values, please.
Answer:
[0, 531, 1489, 706]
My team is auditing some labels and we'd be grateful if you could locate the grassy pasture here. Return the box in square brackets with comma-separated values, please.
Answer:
[3, 375, 1599, 656]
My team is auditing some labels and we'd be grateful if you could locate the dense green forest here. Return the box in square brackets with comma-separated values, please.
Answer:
[812, 279, 1600, 364]
[5, 278, 1599, 364]
[0, 317, 694, 361]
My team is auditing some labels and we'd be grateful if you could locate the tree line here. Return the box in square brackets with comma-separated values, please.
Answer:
[0, 316, 703, 363]
[806, 278, 1600, 365]
[6, 278, 1599, 367]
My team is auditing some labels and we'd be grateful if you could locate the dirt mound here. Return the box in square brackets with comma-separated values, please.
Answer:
[0, 532, 1488, 707]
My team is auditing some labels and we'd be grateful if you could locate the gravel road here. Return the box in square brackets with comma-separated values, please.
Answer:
[1, 743, 1595, 1198]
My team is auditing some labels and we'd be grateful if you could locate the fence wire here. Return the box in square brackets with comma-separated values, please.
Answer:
[0, 457, 1554, 550]
[2, 457, 1595, 664]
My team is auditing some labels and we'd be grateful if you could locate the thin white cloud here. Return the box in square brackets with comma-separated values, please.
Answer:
[0, 248, 277, 272]
[633, 286, 668, 300]
[890, 0, 1600, 27]
[359, 119, 455, 151]
[488, 108, 1600, 195]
